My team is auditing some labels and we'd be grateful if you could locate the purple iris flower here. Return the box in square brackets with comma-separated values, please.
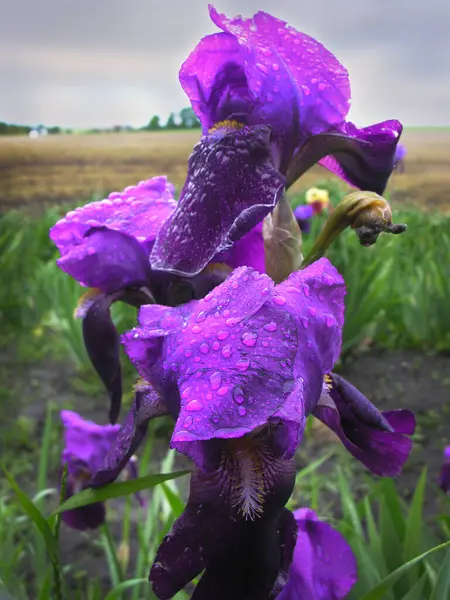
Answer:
[150, 5, 403, 277]
[439, 446, 450, 494]
[60, 410, 121, 530]
[50, 177, 240, 423]
[293, 205, 315, 234]
[88, 259, 413, 599]
[276, 508, 357, 600]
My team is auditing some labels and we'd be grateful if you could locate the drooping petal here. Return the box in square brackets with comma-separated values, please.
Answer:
[125, 261, 345, 458]
[57, 228, 151, 293]
[208, 7, 351, 171]
[61, 479, 106, 531]
[286, 120, 403, 195]
[50, 176, 176, 255]
[150, 425, 297, 600]
[90, 383, 168, 486]
[60, 410, 120, 530]
[150, 125, 285, 276]
[439, 447, 450, 494]
[80, 291, 123, 423]
[314, 373, 415, 477]
[276, 508, 357, 600]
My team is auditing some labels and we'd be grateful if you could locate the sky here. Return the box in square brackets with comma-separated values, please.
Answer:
[1, 0, 449, 129]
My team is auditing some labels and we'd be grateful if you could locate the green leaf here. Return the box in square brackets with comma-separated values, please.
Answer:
[51, 470, 190, 515]
[403, 467, 427, 582]
[161, 482, 185, 519]
[380, 478, 406, 540]
[400, 574, 427, 600]
[104, 579, 150, 599]
[360, 539, 450, 600]
[2, 467, 59, 561]
[338, 468, 364, 538]
[429, 546, 450, 600]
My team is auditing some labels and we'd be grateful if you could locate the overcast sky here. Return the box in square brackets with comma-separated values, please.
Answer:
[1, 0, 449, 128]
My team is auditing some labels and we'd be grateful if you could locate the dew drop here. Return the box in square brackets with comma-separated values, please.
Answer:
[326, 315, 335, 327]
[200, 343, 209, 354]
[233, 386, 245, 404]
[185, 399, 203, 412]
[241, 331, 257, 347]
[237, 406, 247, 416]
[273, 295, 286, 306]
[212, 415, 219, 424]
[226, 317, 240, 327]
[212, 341, 220, 351]
[221, 344, 232, 358]
[263, 321, 277, 332]
[223, 309, 231, 317]
[272, 62, 280, 71]
[235, 358, 250, 371]
[217, 330, 229, 340]
[183, 416, 193, 428]
[308, 306, 317, 316]
[196, 311, 207, 323]
[181, 386, 192, 399]
[210, 372, 222, 390]
[192, 325, 202, 334]
[217, 386, 229, 396]
[301, 317, 309, 329]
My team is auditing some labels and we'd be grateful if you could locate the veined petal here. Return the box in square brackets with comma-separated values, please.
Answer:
[150, 125, 285, 276]
[50, 176, 176, 255]
[57, 228, 151, 293]
[314, 373, 415, 476]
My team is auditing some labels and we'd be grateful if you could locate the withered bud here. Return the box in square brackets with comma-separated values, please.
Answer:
[263, 194, 303, 283]
[302, 191, 406, 268]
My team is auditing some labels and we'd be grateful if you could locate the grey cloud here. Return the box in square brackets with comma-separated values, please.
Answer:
[1, 0, 449, 127]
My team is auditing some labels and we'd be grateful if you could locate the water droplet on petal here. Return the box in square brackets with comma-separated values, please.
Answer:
[272, 62, 280, 71]
[233, 386, 245, 404]
[264, 321, 277, 332]
[185, 400, 203, 412]
[308, 307, 317, 316]
[326, 315, 335, 327]
[226, 317, 240, 327]
[301, 317, 309, 328]
[273, 295, 286, 306]
[223, 309, 231, 317]
[221, 344, 232, 358]
[192, 325, 202, 334]
[212, 341, 220, 351]
[235, 358, 250, 371]
[217, 386, 229, 396]
[183, 416, 193, 428]
[181, 387, 192, 399]
[237, 406, 247, 416]
[196, 311, 207, 323]
[200, 343, 209, 354]
[241, 332, 257, 347]
[212, 415, 219, 424]
[210, 372, 222, 390]
[217, 330, 229, 340]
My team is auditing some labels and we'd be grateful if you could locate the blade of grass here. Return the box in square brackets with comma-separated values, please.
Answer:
[51, 470, 190, 515]
[360, 539, 450, 600]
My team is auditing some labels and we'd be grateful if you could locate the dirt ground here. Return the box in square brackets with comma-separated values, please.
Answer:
[1, 128, 449, 214]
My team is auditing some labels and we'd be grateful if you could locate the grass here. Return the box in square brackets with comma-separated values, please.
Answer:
[1, 409, 449, 599]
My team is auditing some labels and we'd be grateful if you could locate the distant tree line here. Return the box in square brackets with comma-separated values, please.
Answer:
[143, 107, 201, 131]
[0, 107, 200, 136]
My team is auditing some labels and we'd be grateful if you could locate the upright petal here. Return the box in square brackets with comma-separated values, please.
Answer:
[314, 373, 415, 476]
[276, 508, 357, 600]
[150, 126, 285, 276]
[209, 6, 350, 171]
[179, 32, 250, 132]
